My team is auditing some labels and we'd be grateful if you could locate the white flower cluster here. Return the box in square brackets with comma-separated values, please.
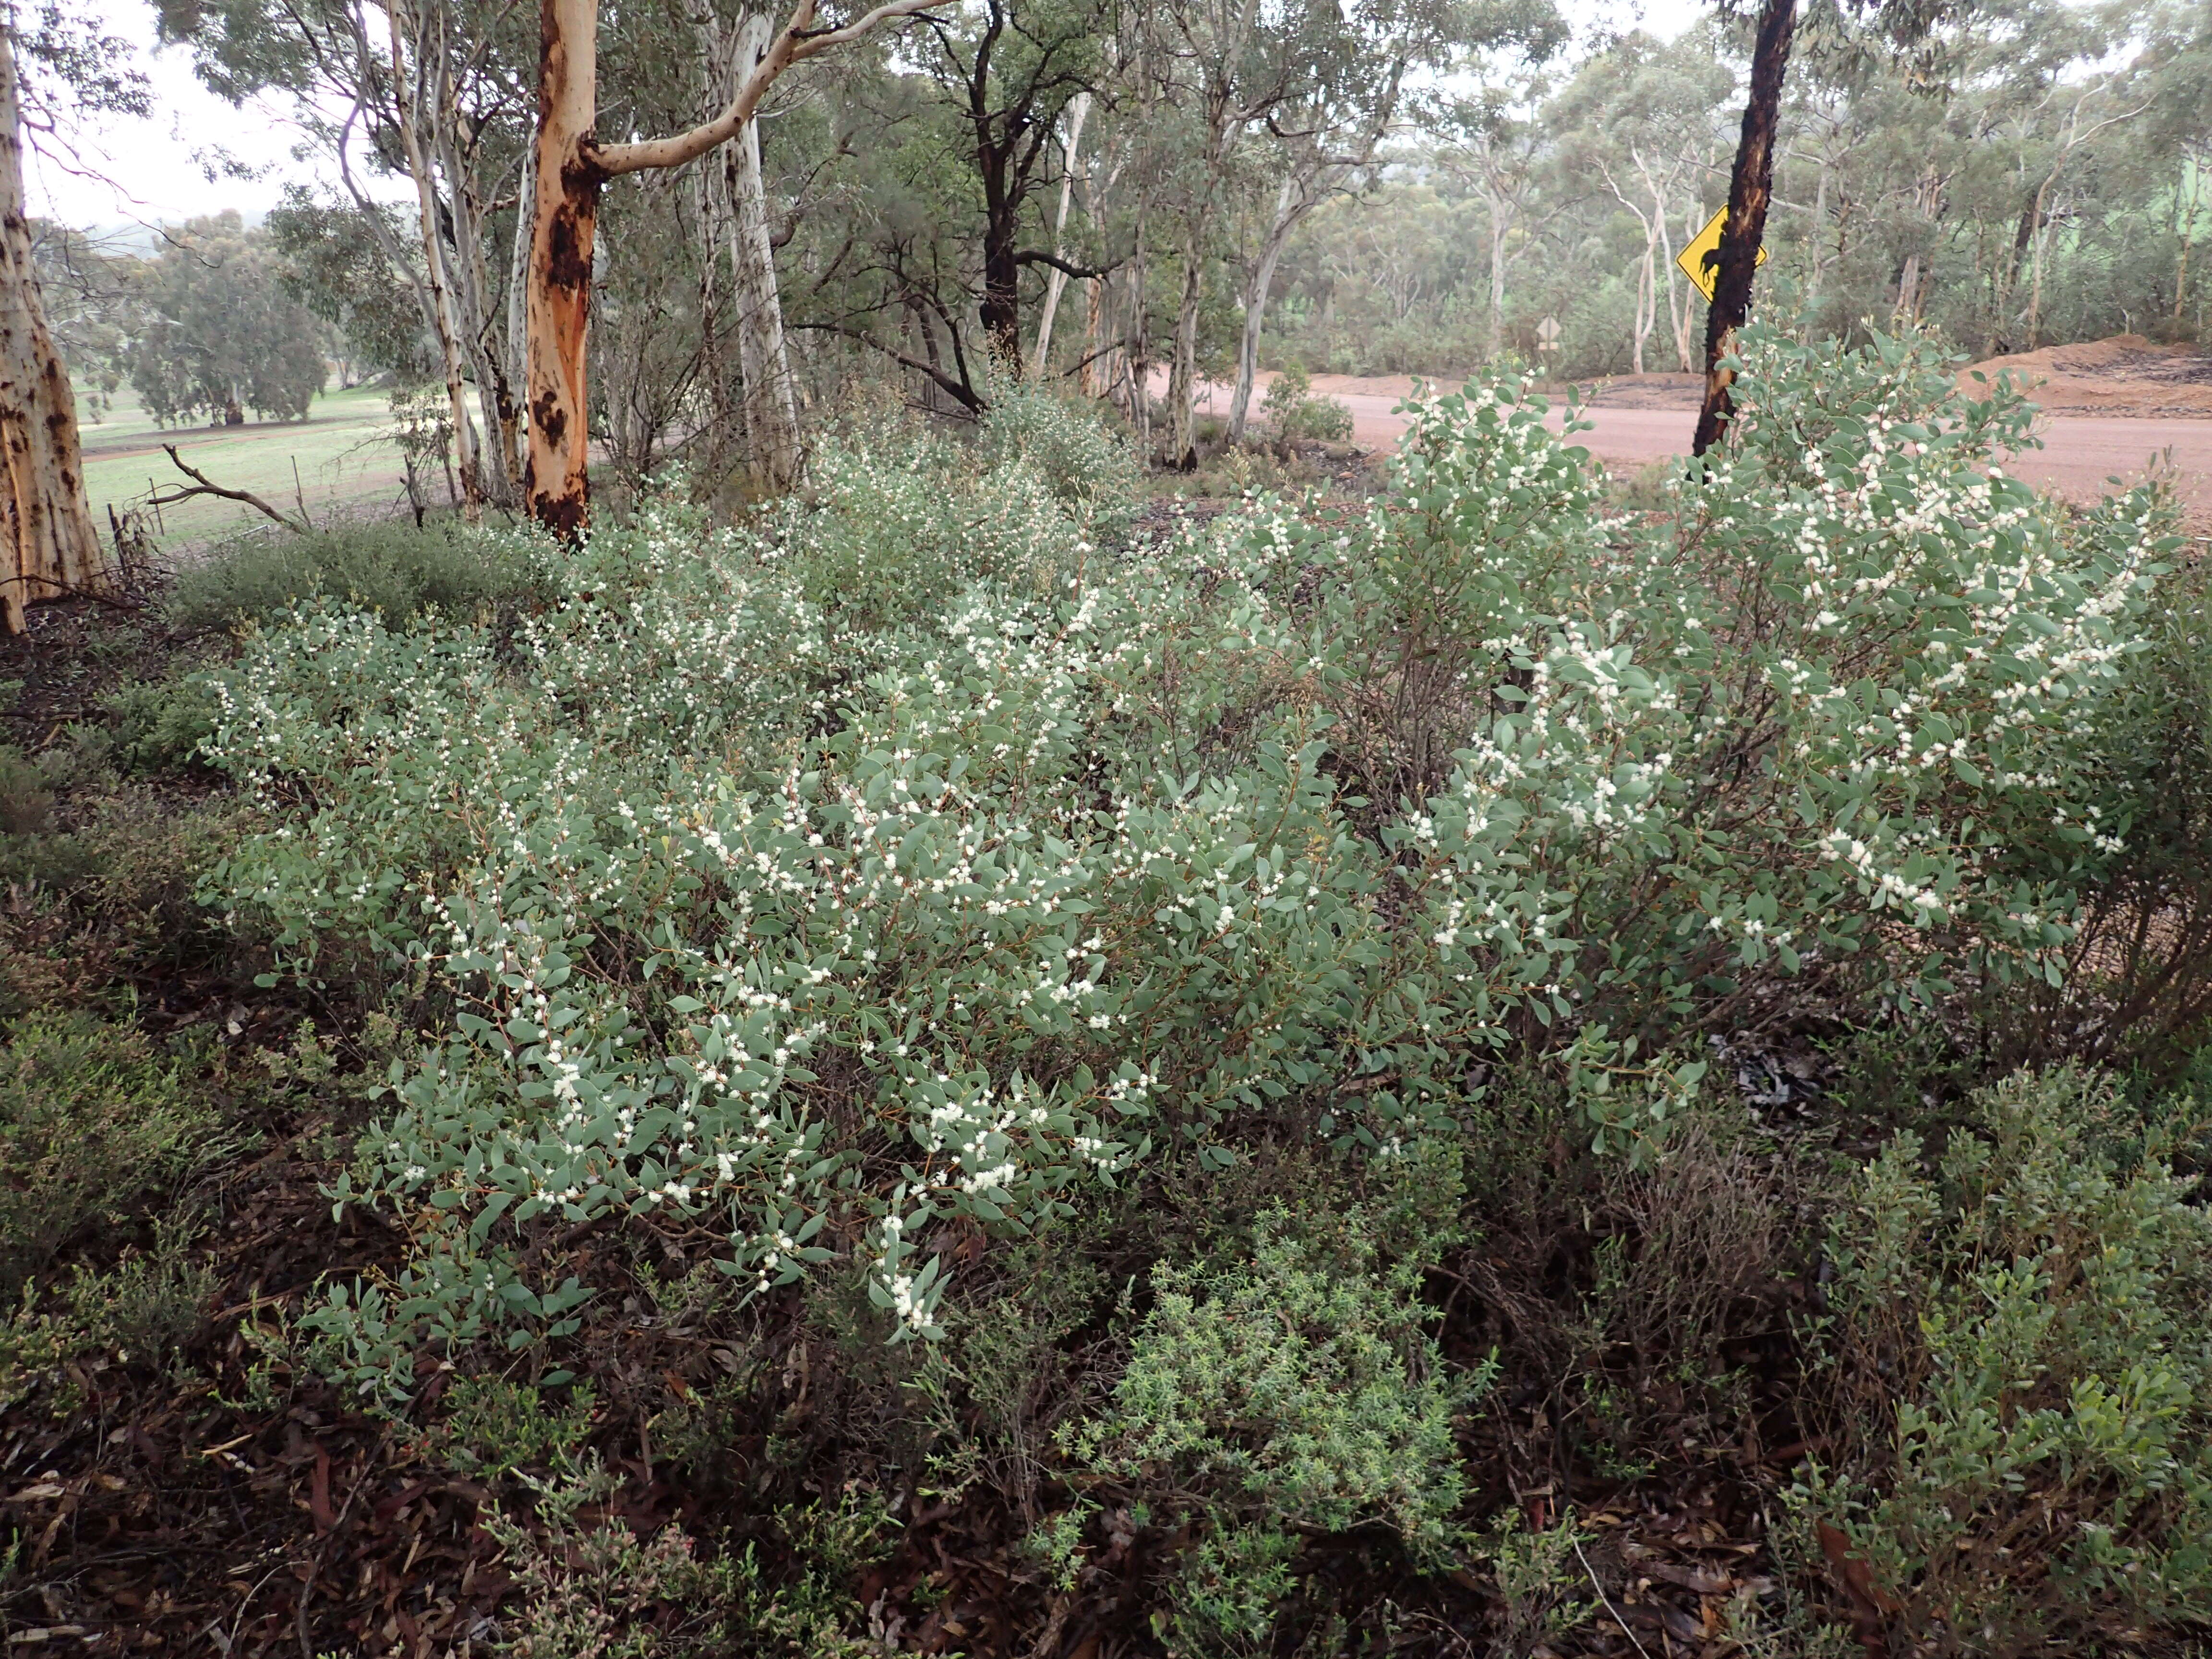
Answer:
[204, 340, 2173, 1387]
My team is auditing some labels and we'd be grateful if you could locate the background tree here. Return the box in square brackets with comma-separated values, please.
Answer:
[33, 0, 2212, 529]
[1548, 31, 1731, 374]
[1695, 0, 1969, 454]
[917, 0, 1106, 361]
[1222, 0, 1567, 440]
[129, 213, 331, 427]
[0, 3, 146, 633]
[523, 0, 950, 533]
[158, 0, 537, 508]
[265, 188, 442, 386]
[29, 221, 138, 423]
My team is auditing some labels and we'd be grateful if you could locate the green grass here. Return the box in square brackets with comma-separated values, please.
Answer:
[78, 385, 417, 555]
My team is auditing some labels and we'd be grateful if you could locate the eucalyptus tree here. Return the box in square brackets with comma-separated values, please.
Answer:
[1546, 30, 1732, 373]
[1695, 0, 1977, 454]
[29, 223, 137, 423]
[524, 0, 947, 532]
[129, 212, 332, 425]
[912, 0, 1108, 362]
[782, 63, 999, 410]
[1028, 88, 1092, 377]
[0, 4, 144, 633]
[1438, 79, 1547, 366]
[157, 0, 536, 513]
[265, 187, 441, 384]
[1139, 0, 1311, 465]
[1221, 0, 1565, 440]
[589, 4, 812, 493]
[2140, 0, 2212, 330]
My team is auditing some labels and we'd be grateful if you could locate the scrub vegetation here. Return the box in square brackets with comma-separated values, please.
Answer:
[2, 334, 2210, 1657]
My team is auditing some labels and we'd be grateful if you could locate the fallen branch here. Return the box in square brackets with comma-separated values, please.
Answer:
[156, 444, 310, 535]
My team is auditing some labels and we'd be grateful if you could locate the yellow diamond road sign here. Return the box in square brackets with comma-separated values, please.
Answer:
[1675, 206, 1767, 303]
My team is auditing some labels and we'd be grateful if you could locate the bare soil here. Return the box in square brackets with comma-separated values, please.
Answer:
[1295, 335, 2212, 420]
[1961, 334, 2212, 419]
[1247, 342, 2212, 526]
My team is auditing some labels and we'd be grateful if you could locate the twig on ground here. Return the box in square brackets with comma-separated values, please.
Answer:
[156, 444, 310, 535]
[1574, 1536, 1656, 1659]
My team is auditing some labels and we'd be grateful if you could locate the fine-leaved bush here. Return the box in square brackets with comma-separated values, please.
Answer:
[197, 332, 2177, 1395]
[1062, 1215, 1478, 1654]
[1809, 1068, 2212, 1648]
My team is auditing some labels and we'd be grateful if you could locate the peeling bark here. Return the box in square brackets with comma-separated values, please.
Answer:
[0, 24, 110, 634]
[524, 0, 944, 535]
[727, 13, 803, 492]
[525, 0, 603, 539]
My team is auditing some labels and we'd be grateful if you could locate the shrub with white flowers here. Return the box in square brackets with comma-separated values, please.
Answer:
[198, 340, 2175, 1395]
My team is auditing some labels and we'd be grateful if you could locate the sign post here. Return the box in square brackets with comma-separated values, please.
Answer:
[1535, 315, 1561, 386]
[1675, 207, 1767, 304]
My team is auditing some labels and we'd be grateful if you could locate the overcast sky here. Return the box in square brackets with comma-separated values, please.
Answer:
[26, 0, 1715, 229]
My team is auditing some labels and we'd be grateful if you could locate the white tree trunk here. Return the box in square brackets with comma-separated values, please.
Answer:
[431, 36, 518, 504]
[1664, 196, 1695, 372]
[388, 0, 483, 520]
[727, 12, 802, 490]
[0, 24, 109, 633]
[1029, 91, 1090, 382]
[506, 128, 536, 473]
[1228, 175, 1298, 442]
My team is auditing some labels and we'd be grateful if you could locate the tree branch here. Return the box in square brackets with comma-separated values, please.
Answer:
[1013, 248, 1118, 279]
[157, 445, 311, 535]
[790, 322, 985, 411]
[592, 0, 952, 178]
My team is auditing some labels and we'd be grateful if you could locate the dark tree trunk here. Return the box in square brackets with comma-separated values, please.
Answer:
[1693, 0, 1796, 457]
[981, 221, 1020, 360]
[965, 0, 1022, 363]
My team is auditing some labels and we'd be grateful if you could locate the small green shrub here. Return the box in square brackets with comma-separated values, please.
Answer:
[0, 1222, 219, 1413]
[1262, 364, 1355, 444]
[486, 1463, 890, 1658]
[0, 788, 251, 1014]
[0, 1293, 85, 1416]
[1064, 1217, 1484, 1653]
[168, 518, 552, 632]
[978, 375, 1142, 536]
[1478, 1513, 1593, 1655]
[1605, 457, 1678, 512]
[1810, 1068, 2212, 1647]
[1994, 555, 2212, 1077]
[104, 678, 219, 774]
[0, 1015, 228, 1293]
[436, 1373, 596, 1479]
[908, 1243, 1106, 1511]
[66, 1216, 220, 1367]
[0, 747, 52, 835]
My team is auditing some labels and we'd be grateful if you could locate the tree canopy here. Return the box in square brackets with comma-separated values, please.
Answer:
[128, 213, 330, 426]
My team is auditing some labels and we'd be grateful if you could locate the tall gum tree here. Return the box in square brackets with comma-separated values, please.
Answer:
[918, 0, 1106, 364]
[1694, 0, 1962, 455]
[0, 12, 137, 634]
[526, 0, 948, 536]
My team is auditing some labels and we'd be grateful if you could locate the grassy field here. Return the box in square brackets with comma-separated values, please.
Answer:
[77, 383, 418, 556]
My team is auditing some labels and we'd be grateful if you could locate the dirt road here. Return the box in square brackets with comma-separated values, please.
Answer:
[1276, 376, 2212, 518]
